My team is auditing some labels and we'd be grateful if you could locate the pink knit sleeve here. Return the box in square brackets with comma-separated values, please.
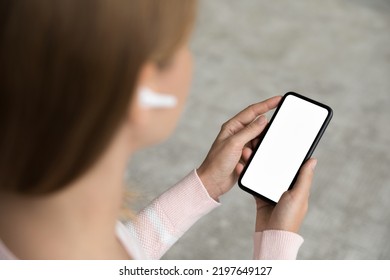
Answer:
[123, 170, 220, 259]
[253, 230, 304, 259]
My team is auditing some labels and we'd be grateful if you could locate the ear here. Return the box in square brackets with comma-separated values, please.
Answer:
[126, 62, 157, 127]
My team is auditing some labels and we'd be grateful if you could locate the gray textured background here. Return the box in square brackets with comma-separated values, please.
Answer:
[127, 0, 390, 259]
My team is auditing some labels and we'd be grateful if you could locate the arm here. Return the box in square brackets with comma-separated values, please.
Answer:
[123, 170, 219, 259]
[197, 96, 316, 259]
[125, 96, 314, 259]
[251, 159, 317, 259]
[123, 97, 282, 259]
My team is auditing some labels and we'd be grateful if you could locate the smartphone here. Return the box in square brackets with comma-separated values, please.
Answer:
[238, 92, 333, 204]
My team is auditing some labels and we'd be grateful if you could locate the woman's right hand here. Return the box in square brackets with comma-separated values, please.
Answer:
[252, 158, 317, 233]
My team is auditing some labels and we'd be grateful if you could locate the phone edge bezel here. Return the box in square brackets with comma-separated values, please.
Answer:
[237, 92, 333, 205]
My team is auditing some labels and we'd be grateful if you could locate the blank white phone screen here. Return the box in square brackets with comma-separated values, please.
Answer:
[241, 94, 328, 203]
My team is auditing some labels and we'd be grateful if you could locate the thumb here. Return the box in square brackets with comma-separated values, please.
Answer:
[230, 115, 267, 148]
[290, 158, 317, 200]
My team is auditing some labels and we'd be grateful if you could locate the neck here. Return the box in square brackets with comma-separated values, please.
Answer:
[0, 126, 132, 259]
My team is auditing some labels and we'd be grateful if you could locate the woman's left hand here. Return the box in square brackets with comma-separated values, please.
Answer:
[197, 96, 281, 201]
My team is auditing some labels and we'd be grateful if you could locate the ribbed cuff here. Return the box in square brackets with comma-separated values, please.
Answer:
[157, 170, 220, 235]
[253, 230, 304, 260]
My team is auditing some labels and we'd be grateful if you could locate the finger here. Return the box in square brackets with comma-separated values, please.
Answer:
[254, 196, 271, 209]
[290, 158, 317, 200]
[251, 137, 260, 150]
[235, 162, 244, 176]
[219, 96, 281, 139]
[241, 146, 253, 163]
[229, 115, 268, 148]
[250, 116, 268, 149]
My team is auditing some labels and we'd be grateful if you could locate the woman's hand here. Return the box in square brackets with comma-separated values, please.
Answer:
[253, 159, 317, 233]
[196, 96, 282, 201]
[197, 95, 315, 233]
[237, 120, 316, 233]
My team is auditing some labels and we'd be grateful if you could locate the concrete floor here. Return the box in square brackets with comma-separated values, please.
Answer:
[127, 0, 390, 259]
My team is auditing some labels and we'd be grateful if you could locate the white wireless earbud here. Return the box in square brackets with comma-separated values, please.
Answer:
[138, 87, 177, 108]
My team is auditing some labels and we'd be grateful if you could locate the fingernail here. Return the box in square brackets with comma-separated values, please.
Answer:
[311, 159, 317, 171]
[257, 115, 267, 125]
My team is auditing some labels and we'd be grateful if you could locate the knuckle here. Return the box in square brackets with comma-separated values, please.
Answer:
[246, 103, 256, 111]
[221, 121, 230, 131]
[281, 191, 294, 203]
[244, 104, 256, 116]
[248, 103, 264, 115]
[247, 120, 257, 130]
